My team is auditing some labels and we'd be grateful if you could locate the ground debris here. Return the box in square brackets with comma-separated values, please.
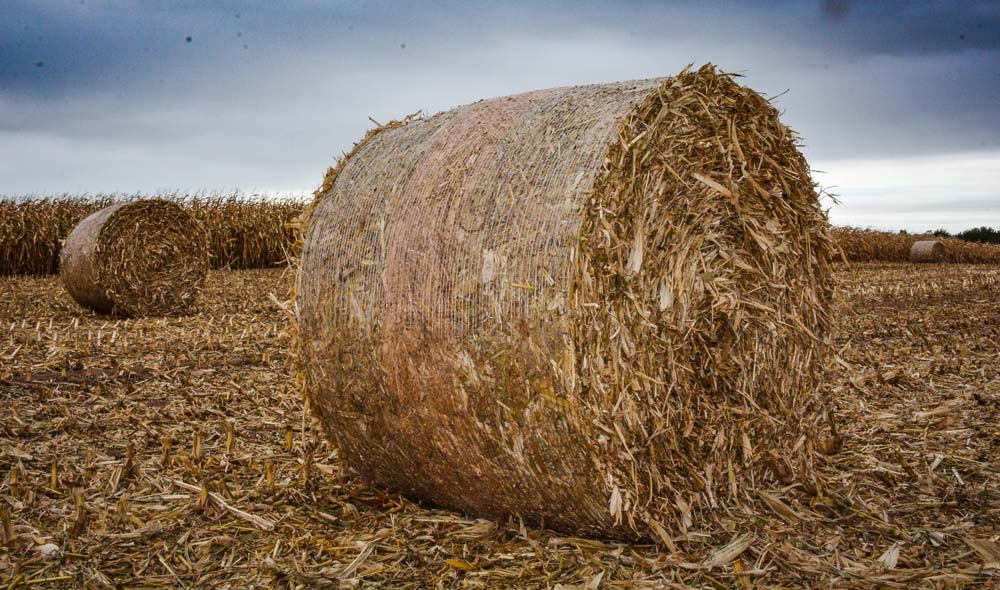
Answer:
[1, 264, 998, 587]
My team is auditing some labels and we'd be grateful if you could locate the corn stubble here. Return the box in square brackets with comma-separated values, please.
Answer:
[2, 265, 999, 587]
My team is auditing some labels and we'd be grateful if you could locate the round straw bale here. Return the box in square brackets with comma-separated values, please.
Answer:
[297, 65, 837, 541]
[60, 199, 209, 316]
[910, 239, 945, 263]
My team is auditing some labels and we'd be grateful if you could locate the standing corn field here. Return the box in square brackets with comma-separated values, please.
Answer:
[186, 194, 304, 270]
[0, 196, 116, 275]
[5, 195, 998, 275]
[832, 227, 1000, 263]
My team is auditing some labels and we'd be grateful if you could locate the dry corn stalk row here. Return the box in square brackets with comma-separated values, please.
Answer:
[185, 194, 304, 270]
[0, 196, 116, 275]
[59, 200, 210, 317]
[833, 227, 1000, 264]
[297, 65, 837, 541]
[0, 193, 305, 276]
[2, 264, 999, 588]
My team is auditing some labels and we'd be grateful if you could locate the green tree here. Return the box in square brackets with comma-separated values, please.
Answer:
[957, 226, 1000, 244]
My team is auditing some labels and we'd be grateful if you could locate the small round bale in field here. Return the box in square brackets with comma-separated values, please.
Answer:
[60, 199, 209, 316]
[297, 65, 837, 542]
[910, 239, 945, 263]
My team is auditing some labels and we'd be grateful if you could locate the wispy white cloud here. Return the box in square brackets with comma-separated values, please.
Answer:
[816, 151, 1000, 232]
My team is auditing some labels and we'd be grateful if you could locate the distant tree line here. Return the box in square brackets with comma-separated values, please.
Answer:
[928, 227, 1000, 245]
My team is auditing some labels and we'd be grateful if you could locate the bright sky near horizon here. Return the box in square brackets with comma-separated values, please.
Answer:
[1, 1, 998, 232]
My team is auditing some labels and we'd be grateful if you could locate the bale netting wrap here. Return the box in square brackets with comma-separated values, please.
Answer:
[297, 65, 837, 542]
[60, 199, 209, 316]
[910, 239, 945, 263]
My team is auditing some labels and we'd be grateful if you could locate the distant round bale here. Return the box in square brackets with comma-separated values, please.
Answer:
[60, 199, 209, 316]
[910, 240, 945, 263]
[297, 65, 837, 541]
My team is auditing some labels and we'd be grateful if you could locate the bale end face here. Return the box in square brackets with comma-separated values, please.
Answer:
[60, 199, 210, 316]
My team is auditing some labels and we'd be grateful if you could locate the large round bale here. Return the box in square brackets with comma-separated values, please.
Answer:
[297, 65, 837, 541]
[60, 199, 209, 316]
[910, 239, 945, 263]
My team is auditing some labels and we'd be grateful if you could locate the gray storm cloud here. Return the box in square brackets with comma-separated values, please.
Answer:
[1, 0, 997, 231]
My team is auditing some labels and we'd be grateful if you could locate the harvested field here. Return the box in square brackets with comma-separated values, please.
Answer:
[2, 263, 999, 588]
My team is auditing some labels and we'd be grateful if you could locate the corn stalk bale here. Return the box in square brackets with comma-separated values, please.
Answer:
[296, 65, 837, 541]
[60, 199, 209, 316]
[909, 239, 945, 263]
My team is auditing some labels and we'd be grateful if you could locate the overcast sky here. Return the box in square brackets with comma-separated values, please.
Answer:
[2, 0, 998, 231]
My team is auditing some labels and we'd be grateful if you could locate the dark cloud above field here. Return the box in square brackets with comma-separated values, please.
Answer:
[1, 0, 998, 231]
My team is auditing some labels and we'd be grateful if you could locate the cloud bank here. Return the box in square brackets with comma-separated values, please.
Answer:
[1, 1, 997, 231]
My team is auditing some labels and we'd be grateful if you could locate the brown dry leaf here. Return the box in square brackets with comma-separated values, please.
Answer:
[965, 538, 1000, 568]
[875, 543, 901, 570]
[690, 172, 733, 197]
[702, 534, 753, 569]
[445, 558, 475, 571]
[759, 491, 805, 523]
